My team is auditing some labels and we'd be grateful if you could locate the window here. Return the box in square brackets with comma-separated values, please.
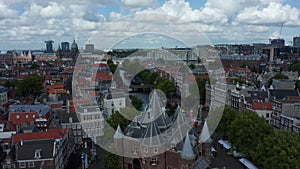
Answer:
[266, 113, 270, 118]
[153, 148, 158, 153]
[26, 115, 29, 119]
[133, 146, 138, 155]
[144, 148, 148, 153]
[151, 157, 157, 165]
[16, 115, 20, 119]
[171, 144, 176, 150]
[19, 162, 26, 168]
[34, 149, 42, 159]
[28, 161, 35, 168]
[32, 114, 35, 118]
[167, 166, 173, 169]
[142, 159, 146, 164]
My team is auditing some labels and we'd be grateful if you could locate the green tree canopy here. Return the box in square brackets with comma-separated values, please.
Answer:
[253, 130, 300, 169]
[130, 95, 143, 111]
[104, 153, 120, 169]
[155, 77, 176, 94]
[16, 74, 44, 97]
[107, 60, 117, 73]
[106, 111, 128, 131]
[290, 61, 300, 73]
[216, 106, 238, 137]
[228, 110, 274, 157]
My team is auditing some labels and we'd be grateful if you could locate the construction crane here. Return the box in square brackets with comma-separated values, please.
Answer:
[278, 23, 284, 39]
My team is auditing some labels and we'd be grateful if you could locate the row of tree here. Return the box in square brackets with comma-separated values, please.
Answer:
[217, 106, 300, 169]
[4, 74, 44, 98]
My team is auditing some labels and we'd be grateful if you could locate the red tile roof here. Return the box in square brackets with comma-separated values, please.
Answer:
[252, 102, 272, 110]
[13, 128, 69, 144]
[286, 96, 300, 101]
[93, 71, 112, 81]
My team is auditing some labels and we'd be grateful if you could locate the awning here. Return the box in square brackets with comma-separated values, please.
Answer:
[218, 139, 231, 149]
[239, 158, 258, 169]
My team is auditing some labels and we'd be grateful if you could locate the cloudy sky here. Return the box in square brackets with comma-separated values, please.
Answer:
[0, 0, 300, 50]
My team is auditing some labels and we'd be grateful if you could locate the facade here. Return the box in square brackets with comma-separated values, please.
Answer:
[230, 85, 268, 111]
[0, 86, 8, 107]
[271, 97, 300, 130]
[270, 38, 285, 46]
[45, 40, 54, 53]
[59, 111, 82, 144]
[5, 129, 75, 169]
[220, 54, 264, 71]
[85, 44, 95, 53]
[99, 90, 126, 118]
[61, 42, 70, 52]
[247, 102, 273, 124]
[114, 91, 212, 169]
[205, 82, 236, 107]
[77, 104, 104, 141]
[293, 36, 300, 47]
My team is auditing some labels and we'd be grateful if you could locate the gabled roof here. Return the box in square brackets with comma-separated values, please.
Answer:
[181, 132, 195, 159]
[114, 125, 124, 139]
[141, 121, 165, 146]
[139, 90, 172, 128]
[199, 121, 212, 143]
[16, 139, 55, 161]
[269, 89, 300, 99]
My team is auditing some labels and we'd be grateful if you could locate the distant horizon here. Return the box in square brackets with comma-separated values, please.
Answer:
[0, 1, 299, 50]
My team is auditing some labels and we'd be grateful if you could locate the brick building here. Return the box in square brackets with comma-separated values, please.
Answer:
[113, 91, 212, 169]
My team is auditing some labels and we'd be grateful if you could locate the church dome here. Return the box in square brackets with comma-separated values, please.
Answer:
[71, 39, 78, 50]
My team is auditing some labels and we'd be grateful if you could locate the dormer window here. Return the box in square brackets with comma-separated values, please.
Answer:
[34, 149, 42, 159]
[171, 144, 176, 150]
[132, 146, 138, 155]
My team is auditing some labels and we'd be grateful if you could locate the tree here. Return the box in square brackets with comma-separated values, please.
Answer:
[295, 80, 300, 89]
[216, 106, 238, 138]
[29, 63, 40, 70]
[104, 153, 120, 169]
[107, 60, 117, 73]
[189, 63, 195, 70]
[16, 74, 44, 98]
[290, 61, 300, 73]
[130, 95, 143, 111]
[229, 77, 246, 84]
[155, 77, 176, 94]
[196, 78, 209, 105]
[106, 111, 128, 131]
[228, 110, 273, 157]
[253, 130, 300, 169]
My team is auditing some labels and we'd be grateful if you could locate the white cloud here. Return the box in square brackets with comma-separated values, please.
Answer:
[0, 3, 18, 19]
[235, 2, 300, 26]
[108, 12, 122, 21]
[121, 0, 158, 7]
[40, 2, 66, 18]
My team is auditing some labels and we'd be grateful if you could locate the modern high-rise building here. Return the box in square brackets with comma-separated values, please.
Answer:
[85, 44, 94, 53]
[293, 36, 300, 47]
[270, 38, 285, 46]
[45, 40, 54, 53]
[61, 42, 70, 52]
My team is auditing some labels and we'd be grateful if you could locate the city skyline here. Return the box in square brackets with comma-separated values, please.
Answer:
[0, 0, 300, 50]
